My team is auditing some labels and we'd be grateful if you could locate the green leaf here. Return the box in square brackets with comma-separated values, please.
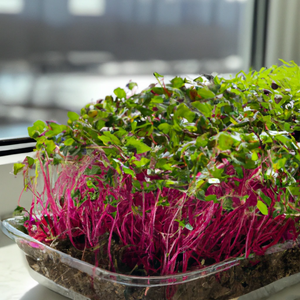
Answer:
[218, 132, 238, 150]
[288, 187, 300, 196]
[214, 76, 221, 85]
[97, 110, 109, 119]
[103, 131, 121, 145]
[26, 156, 35, 167]
[122, 165, 135, 177]
[99, 132, 121, 145]
[28, 120, 47, 138]
[170, 130, 179, 147]
[275, 135, 290, 145]
[230, 88, 242, 96]
[131, 121, 137, 132]
[192, 102, 213, 118]
[175, 219, 185, 228]
[14, 163, 25, 175]
[223, 198, 233, 211]
[205, 195, 218, 202]
[88, 110, 99, 118]
[114, 87, 126, 99]
[127, 82, 138, 90]
[158, 123, 171, 134]
[164, 180, 177, 187]
[170, 77, 184, 88]
[132, 180, 141, 190]
[46, 140, 56, 154]
[98, 135, 111, 144]
[13, 205, 26, 216]
[196, 87, 215, 99]
[151, 96, 164, 103]
[244, 158, 257, 169]
[151, 87, 164, 94]
[126, 138, 151, 154]
[251, 152, 259, 161]
[155, 158, 167, 169]
[193, 76, 203, 83]
[175, 103, 195, 123]
[86, 180, 97, 189]
[235, 166, 243, 179]
[153, 72, 163, 79]
[64, 138, 75, 146]
[45, 123, 66, 137]
[284, 123, 291, 132]
[258, 190, 272, 206]
[167, 103, 176, 118]
[50, 123, 66, 134]
[133, 157, 150, 168]
[97, 120, 105, 130]
[114, 128, 127, 137]
[257, 200, 268, 215]
[273, 157, 286, 171]
[210, 167, 225, 180]
[196, 134, 209, 147]
[136, 105, 153, 117]
[68, 111, 80, 121]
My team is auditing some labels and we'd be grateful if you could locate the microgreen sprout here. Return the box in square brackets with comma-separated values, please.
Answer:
[14, 60, 300, 276]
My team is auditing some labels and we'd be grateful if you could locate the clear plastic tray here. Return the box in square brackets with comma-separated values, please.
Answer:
[1, 217, 241, 285]
[1, 217, 300, 300]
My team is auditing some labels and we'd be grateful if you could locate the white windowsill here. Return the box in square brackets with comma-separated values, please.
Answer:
[0, 152, 35, 166]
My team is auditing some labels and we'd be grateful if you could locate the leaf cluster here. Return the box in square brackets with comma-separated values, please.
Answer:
[19, 61, 300, 214]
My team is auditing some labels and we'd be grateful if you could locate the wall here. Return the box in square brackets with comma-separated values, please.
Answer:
[0, 154, 33, 219]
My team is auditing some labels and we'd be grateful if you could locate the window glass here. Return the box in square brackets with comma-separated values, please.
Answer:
[0, 0, 23, 14]
[68, 0, 105, 16]
[0, 0, 252, 139]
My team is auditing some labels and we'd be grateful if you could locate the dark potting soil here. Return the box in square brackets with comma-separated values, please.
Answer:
[19, 239, 300, 300]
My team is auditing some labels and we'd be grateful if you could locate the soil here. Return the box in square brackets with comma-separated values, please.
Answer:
[17, 238, 300, 300]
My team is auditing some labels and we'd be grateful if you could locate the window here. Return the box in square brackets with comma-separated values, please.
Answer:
[0, 0, 23, 14]
[265, 0, 300, 67]
[68, 0, 106, 16]
[0, 0, 254, 139]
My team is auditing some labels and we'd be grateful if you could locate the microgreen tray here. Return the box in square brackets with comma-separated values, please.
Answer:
[2, 217, 300, 300]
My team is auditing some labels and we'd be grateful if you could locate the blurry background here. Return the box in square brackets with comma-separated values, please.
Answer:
[0, 0, 253, 219]
[1, 0, 297, 139]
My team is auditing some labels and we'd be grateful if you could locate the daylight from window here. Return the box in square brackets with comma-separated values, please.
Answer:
[0, 0, 252, 139]
[68, 0, 106, 16]
[0, 0, 23, 14]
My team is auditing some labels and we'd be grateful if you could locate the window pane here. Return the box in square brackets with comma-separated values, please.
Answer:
[265, 0, 300, 67]
[0, 0, 253, 139]
[0, 0, 23, 14]
[68, 0, 106, 16]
